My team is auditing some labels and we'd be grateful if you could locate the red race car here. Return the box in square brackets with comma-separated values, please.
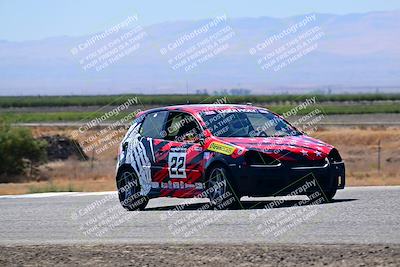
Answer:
[116, 104, 345, 210]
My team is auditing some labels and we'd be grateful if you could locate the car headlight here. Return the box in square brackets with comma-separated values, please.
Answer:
[244, 151, 281, 167]
[328, 148, 342, 163]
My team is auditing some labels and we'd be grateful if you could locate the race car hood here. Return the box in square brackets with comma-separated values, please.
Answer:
[217, 135, 334, 161]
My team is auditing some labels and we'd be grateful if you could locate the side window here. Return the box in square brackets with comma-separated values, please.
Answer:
[165, 112, 202, 142]
[140, 111, 168, 138]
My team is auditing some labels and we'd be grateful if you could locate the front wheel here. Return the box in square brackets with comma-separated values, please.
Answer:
[116, 165, 148, 211]
[206, 164, 241, 209]
[321, 175, 338, 202]
[308, 175, 338, 203]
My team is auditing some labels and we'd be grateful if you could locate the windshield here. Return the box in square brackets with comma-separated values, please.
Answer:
[200, 109, 301, 137]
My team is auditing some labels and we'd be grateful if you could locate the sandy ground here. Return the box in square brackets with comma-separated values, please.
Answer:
[0, 244, 399, 266]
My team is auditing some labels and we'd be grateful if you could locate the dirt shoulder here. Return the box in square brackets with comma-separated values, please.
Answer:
[0, 244, 399, 266]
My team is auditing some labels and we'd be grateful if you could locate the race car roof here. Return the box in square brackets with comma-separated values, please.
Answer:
[143, 104, 262, 115]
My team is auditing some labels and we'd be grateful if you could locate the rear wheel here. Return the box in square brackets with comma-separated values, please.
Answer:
[116, 165, 148, 211]
[206, 164, 241, 209]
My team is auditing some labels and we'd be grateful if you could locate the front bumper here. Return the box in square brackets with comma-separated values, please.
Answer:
[229, 160, 345, 197]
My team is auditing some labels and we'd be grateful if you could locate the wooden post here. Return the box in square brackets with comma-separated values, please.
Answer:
[377, 139, 381, 173]
[91, 149, 95, 170]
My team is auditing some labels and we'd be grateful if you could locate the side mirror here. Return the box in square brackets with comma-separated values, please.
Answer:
[182, 132, 200, 143]
[198, 137, 206, 146]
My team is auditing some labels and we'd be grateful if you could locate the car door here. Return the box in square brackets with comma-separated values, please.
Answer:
[161, 111, 206, 196]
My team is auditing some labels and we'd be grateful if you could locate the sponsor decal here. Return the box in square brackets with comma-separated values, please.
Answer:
[195, 183, 204, 189]
[173, 182, 180, 189]
[207, 141, 236, 155]
[202, 110, 217, 115]
[160, 181, 198, 190]
[217, 108, 258, 114]
[185, 183, 196, 189]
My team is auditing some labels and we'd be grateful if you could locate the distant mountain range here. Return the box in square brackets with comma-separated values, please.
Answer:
[0, 11, 399, 95]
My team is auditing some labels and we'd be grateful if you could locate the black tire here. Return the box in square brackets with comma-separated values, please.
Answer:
[322, 175, 338, 202]
[206, 164, 241, 209]
[308, 175, 338, 203]
[116, 165, 148, 211]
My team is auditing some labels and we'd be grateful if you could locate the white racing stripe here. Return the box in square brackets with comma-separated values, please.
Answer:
[0, 191, 115, 199]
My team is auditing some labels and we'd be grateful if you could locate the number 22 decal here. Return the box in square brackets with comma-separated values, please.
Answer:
[168, 151, 186, 179]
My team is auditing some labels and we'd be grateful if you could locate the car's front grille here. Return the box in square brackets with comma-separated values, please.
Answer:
[286, 158, 329, 169]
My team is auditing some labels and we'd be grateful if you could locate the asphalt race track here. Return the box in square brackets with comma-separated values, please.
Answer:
[0, 186, 399, 266]
[0, 186, 399, 244]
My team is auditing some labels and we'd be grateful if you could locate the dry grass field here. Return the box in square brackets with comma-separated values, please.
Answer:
[0, 126, 399, 195]
[313, 126, 400, 186]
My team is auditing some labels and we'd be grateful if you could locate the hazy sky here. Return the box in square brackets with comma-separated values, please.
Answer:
[1, 0, 400, 41]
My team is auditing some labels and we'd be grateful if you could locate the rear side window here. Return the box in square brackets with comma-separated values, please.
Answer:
[140, 111, 168, 138]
